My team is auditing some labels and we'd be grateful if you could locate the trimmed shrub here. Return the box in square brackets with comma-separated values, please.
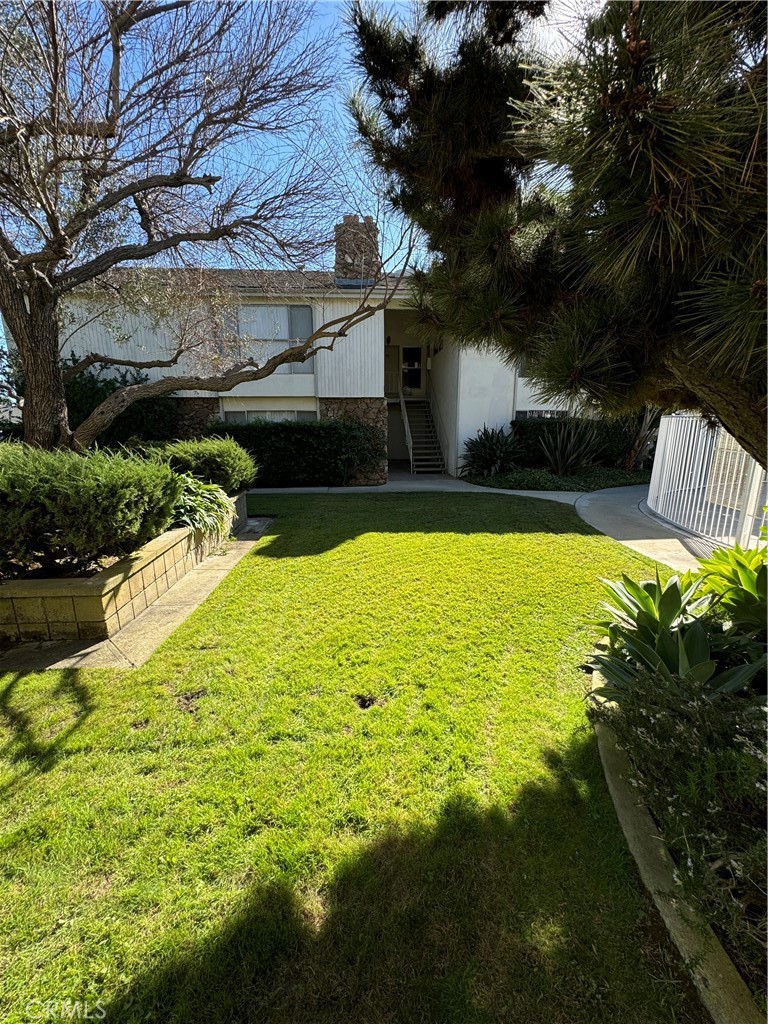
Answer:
[460, 425, 523, 477]
[0, 444, 183, 577]
[170, 475, 236, 540]
[465, 467, 652, 492]
[510, 416, 652, 470]
[206, 419, 386, 487]
[161, 438, 256, 495]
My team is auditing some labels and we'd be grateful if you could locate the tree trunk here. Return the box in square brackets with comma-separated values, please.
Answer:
[666, 361, 767, 470]
[1, 280, 73, 449]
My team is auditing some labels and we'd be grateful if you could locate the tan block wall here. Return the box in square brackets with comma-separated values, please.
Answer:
[0, 528, 220, 646]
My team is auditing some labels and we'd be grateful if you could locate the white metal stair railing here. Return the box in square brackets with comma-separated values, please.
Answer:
[398, 386, 414, 473]
[648, 413, 767, 548]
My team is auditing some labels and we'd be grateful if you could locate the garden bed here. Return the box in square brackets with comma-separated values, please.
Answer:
[0, 525, 223, 644]
[467, 468, 652, 491]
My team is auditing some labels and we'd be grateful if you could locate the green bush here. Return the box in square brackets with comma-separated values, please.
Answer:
[460, 425, 523, 477]
[206, 419, 386, 487]
[160, 438, 256, 495]
[170, 475, 235, 540]
[465, 467, 652, 491]
[510, 415, 654, 470]
[538, 418, 605, 475]
[0, 444, 182, 577]
[588, 678, 766, 1006]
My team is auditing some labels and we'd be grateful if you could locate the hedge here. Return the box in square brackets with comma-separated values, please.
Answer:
[205, 419, 386, 487]
[160, 437, 256, 495]
[0, 444, 182, 577]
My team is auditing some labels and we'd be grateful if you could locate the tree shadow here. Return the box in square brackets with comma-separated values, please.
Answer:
[247, 492, 602, 560]
[106, 733, 704, 1024]
[0, 668, 93, 796]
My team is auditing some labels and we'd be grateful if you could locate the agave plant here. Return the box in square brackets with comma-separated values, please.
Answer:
[595, 570, 712, 646]
[590, 563, 767, 704]
[460, 425, 523, 478]
[538, 418, 605, 476]
[591, 620, 767, 704]
[696, 544, 767, 634]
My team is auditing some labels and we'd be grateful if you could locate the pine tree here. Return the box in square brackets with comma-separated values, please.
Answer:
[351, 1, 767, 466]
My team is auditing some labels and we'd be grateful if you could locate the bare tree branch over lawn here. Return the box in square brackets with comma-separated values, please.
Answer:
[0, 0, 410, 448]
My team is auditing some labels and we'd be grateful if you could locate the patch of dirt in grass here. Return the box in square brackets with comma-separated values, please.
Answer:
[131, 718, 149, 730]
[353, 694, 385, 710]
[176, 689, 208, 713]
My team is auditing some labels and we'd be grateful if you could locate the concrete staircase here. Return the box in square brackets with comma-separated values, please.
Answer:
[405, 400, 446, 474]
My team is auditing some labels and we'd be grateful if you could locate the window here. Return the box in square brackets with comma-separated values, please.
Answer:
[238, 304, 314, 374]
[223, 410, 317, 424]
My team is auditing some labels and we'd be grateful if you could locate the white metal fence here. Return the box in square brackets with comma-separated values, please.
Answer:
[648, 414, 767, 548]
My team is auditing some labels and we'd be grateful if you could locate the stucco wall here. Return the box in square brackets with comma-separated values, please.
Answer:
[427, 342, 461, 475]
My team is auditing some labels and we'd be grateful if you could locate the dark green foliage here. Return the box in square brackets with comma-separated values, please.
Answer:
[467, 467, 652, 492]
[169, 476, 235, 540]
[588, 547, 768, 1003]
[61, 358, 179, 444]
[537, 419, 604, 476]
[588, 679, 766, 1007]
[207, 419, 386, 487]
[351, 0, 767, 465]
[161, 438, 256, 495]
[502, 415, 654, 470]
[348, 1, 545, 245]
[0, 444, 182, 577]
[460, 425, 523, 477]
[0, 421, 22, 441]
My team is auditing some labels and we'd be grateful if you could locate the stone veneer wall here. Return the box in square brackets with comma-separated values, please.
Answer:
[0, 527, 220, 645]
[172, 397, 220, 438]
[319, 397, 388, 485]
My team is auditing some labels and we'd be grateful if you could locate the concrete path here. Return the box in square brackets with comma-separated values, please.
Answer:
[253, 468, 582, 506]
[0, 519, 272, 673]
[575, 486, 705, 573]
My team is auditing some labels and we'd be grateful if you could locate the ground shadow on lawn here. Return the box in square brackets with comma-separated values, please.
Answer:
[0, 669, 92, 797]
[247, 492, 602, 560]
[107, 733, 705, 1024]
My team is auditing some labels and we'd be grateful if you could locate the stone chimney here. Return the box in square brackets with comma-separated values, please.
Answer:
[334, 215, 381, 283]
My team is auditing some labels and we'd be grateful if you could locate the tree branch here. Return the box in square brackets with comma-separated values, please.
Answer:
[62, 344, 186, 383]
[71, 263, 410, 448]
[55, 220, 247, 292]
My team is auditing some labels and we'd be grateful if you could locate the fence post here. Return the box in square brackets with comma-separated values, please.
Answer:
[737, 458, 767, 547]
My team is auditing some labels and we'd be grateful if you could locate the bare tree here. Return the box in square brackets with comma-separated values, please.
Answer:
[0, 1, 409, 448]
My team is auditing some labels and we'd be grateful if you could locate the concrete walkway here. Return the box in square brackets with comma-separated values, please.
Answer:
[253, 468, 582, 506]
[575, 486, 705, 573]
[0, 518, 272, 673]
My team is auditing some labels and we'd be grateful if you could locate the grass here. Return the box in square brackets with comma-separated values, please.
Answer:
[0, 494, 706, 1024]
[467, 467, 652, 491]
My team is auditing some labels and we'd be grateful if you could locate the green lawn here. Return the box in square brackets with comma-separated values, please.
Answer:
[0, 494, 705, 1023]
